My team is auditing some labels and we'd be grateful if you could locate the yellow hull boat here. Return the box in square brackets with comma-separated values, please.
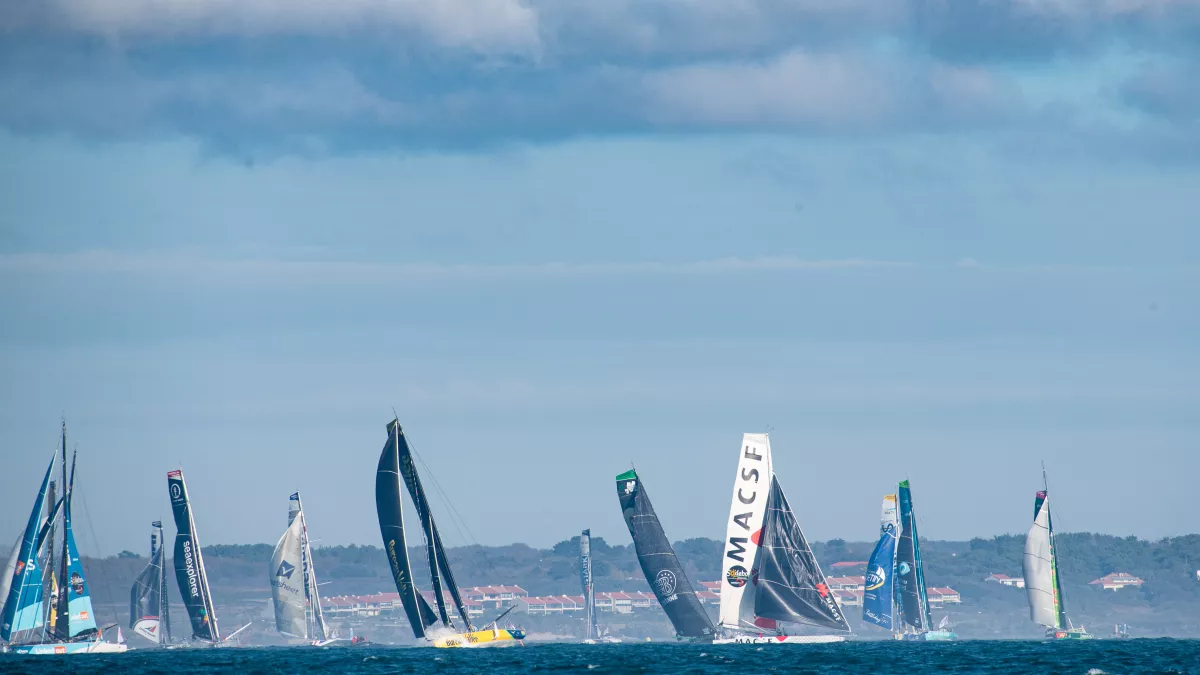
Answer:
[432, 627, 526, 648]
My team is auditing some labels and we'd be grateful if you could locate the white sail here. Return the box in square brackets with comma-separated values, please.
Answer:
[719, 433, 773, 630]
[880, 494, 898, 533]
[0, 533, 21, 620]
[1023, 495, 1059, 629]
[270, 514, 308, 638]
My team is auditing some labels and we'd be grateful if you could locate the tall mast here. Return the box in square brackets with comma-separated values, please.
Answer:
[54, 422, 70, 639]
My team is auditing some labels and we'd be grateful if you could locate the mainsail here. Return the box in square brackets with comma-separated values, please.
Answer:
[895, 480, 931, 632]
[719, 433, 772, 630]
[616, 469, 713, 640]
[753, 478, 850, 631]
[270, 492, 328, 641]
[0, 455, 55, 641]
[862, 521, 898, 631]
[130, 522, 170, 643]
[376, 418, 473, 640]
[579, 529, 597, 640]
[1024, 489, 1067, 630]
[717, 433, 848, 636]
[168, 470, 221, 642]
[881, 493, 899, 533]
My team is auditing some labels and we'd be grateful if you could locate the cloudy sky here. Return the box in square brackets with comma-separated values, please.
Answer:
[1, 0, 1197, 556]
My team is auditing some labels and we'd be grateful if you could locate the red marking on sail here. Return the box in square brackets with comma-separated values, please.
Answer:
[751, 529, 762, 546]
[775, 635, 788, 642]
[753, 617, 777, 629]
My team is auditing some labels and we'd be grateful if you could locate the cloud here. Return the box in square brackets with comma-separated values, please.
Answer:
[1, 0, 1198, 155]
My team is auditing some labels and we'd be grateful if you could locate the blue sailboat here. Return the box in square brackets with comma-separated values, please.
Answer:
[862, 484, 957, 641]
[1, 423, 128, 655]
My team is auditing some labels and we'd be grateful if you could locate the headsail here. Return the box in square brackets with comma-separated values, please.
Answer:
[168, 469, 221, 642]
[895, 480, 931, 632]
[862, 522, 898, 631]
[0, 533, 22, 622]
[59, 453, 98, 639]
[579, 529, 597, 641]
[753, 477, 850, 632]
[270, 507, 308, 638]
[1023, 490, 1063, 629]
[719, 433, 772, 630]
[616, 469, 714, 640]
[376, 419, 438, 639]
[130, 522, 169, 643]
[0, 454, 55, 641]
[880, 493, 899, 533]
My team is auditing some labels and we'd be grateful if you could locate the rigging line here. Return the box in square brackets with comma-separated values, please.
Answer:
[76, 484, 116, 634]
[406, 438, 500, 579]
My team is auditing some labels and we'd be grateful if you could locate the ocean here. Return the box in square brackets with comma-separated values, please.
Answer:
[1, 641, 1199, 675]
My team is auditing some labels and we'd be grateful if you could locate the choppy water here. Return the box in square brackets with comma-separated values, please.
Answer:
[1, 640, 1198, 674]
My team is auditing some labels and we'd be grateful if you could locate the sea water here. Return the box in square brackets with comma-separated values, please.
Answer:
[1, 640, 1198, 674]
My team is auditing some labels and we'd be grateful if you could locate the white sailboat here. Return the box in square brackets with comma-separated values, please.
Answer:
[1023, 468, 1092, 640]
[714, 433, 851, 644]
[270, 492, 339, 646]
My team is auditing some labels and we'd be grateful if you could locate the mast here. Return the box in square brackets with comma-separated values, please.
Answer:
[54, 422, 69, 637]
[295, 493, 328, 641]
[43, 480, 57, 641]
[1042, 468, 1071, 629]
[159, 522, 171, 643]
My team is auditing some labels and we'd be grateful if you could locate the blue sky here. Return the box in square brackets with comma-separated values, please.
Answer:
[1, 0, 1197, 556]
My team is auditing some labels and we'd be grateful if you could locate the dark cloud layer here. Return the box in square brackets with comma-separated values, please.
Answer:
[1, 0, 1198, 156]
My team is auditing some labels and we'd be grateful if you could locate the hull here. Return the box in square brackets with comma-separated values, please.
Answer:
[714, 634, 847, 645]
[8, 641, 129, 655]
[1050, 628, 1094, 640]
[902, 630, 957, 641]
[432, 628, 525, 648]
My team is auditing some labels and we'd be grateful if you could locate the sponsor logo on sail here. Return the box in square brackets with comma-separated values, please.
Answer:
[276, 561, 296, 579]
[865, 565, 888, 591]
[182, 540, 201, 598]
[170, 483, 182, 501]
[654, 570, 678, 598]
[726, 565, 749, 588]
[898, 561, 912, 576]
[623, 480, 636, 495]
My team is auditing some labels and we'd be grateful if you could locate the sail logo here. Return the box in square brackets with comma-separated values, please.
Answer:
[898, 561, 912, 577]
[170, 484, 182, 501]
[182, 541, 201, 598]
[865, 566, 888, 591]
[623, 480, 636, 495]
[276, 561, 296, 580]
[726, 565, 749, 588]
[654, 570, 678, 598]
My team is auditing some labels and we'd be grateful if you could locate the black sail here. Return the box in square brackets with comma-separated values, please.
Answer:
[754, 477, 850, 632]
[616, 470, 714, 640]
[167, 471, 220, 642]
[376, 419, 438, 639]
[394, 425, 473, 630]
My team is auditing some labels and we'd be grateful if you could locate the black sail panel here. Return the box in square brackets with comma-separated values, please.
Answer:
[167, 471, 219, 642]
[616, 470, 714, 640]
[376, 420, 437, 638]
[394, 421, 473, 630]
[895, 481, 927, 631]
[754, 478, 850, 632]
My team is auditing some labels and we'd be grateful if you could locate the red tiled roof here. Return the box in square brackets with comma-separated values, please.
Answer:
[700, 581, 721, 590]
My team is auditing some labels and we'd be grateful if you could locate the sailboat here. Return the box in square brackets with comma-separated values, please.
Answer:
[270, 492, 339, 646]
[714, 433, 850, 644]
[1, 423, 128, 654]
[1023, 469, 1092, 640]
[167, 470, 251, 646]
[616, 469, 714, 641]
[130, 521, 172, 645]
[375, 418, 526, 648]
[862, 484, 956, 640]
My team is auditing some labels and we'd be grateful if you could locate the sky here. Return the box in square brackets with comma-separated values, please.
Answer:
[1, 0, 1198, 557]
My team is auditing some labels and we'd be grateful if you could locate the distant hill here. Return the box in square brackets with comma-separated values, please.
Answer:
[77, 532, 1200, 638]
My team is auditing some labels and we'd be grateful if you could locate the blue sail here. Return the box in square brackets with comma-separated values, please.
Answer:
[0, 455, 55, 641]
[862, 523, 897, 631]
[63, 508, 98, 637]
